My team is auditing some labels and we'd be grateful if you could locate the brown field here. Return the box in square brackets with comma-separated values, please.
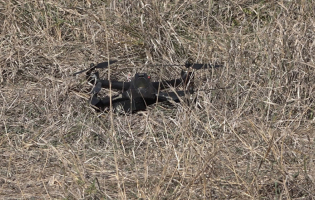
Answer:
[1, 0, 315, 199]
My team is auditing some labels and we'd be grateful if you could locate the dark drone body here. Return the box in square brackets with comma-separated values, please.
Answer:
[74, 60, 223, 113]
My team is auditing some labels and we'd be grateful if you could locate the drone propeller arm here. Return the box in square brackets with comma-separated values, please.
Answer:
[152, 70, 192, 90]
[156, 91, 186, 102]
[90, 92, 131, 108]
[98, 79, 131, 91]
[185, 61, 224, 69]
[152, 78, 183, 90]
[73, 60, 118, 76]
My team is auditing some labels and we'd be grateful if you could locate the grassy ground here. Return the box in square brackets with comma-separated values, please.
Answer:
[1, 0, 315, 199]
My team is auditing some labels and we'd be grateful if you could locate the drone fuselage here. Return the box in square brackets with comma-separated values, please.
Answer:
[72, 59, 223, 113]
[115, 73, 157, 112]
[90, 70, 193, 113]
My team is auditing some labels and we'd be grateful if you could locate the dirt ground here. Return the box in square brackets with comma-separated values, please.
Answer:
[1, 0, 315, 199]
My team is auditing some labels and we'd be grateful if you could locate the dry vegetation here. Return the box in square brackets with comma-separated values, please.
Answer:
[1, 0, 315, 199]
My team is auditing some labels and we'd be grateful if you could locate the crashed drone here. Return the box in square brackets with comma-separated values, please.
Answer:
[73, 60, 223, 113]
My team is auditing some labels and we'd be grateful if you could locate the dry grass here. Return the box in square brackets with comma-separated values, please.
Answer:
[1, 0, 315, 199]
